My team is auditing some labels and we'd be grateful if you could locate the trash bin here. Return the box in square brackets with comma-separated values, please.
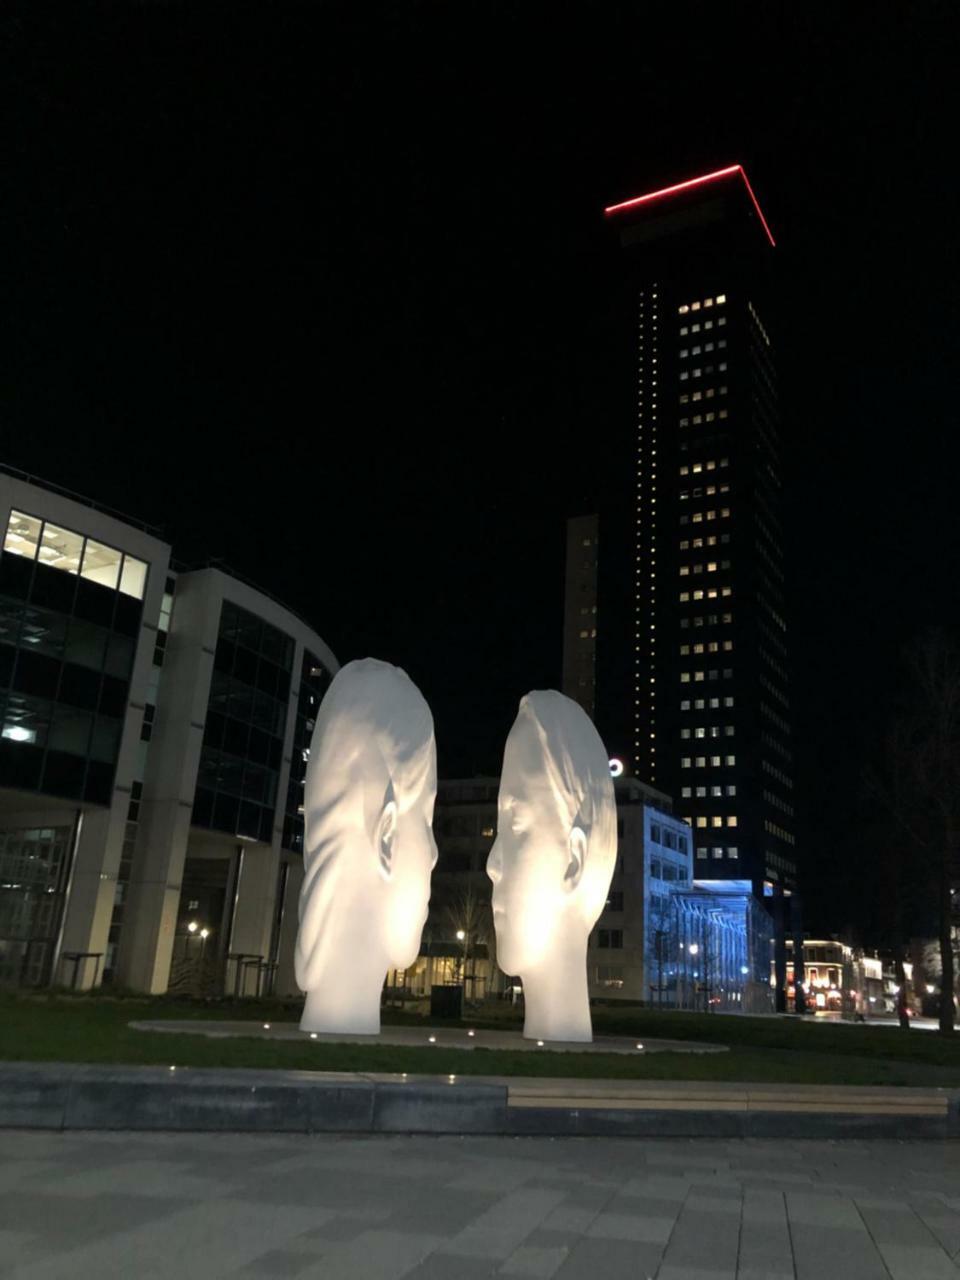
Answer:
[430, 984, 463, 1019]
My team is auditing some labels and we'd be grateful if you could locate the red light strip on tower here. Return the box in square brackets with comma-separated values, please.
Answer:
[604, 164, 776, 248]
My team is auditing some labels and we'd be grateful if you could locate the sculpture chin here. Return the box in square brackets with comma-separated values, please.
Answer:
[390, 936, 422, 971]
[492, 934, 525, 982]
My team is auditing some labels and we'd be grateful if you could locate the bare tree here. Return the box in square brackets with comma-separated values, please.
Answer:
[444, 884, 494, 995]
[647, 890, 679, 1007]
[868, 630, 960, 1035]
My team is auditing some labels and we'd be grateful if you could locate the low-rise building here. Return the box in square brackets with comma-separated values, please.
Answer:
[424, 772, 772, 1012]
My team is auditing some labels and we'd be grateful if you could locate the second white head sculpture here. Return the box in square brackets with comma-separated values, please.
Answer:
[487, 690, 617, 1043]
[295, 658, 438, 1035]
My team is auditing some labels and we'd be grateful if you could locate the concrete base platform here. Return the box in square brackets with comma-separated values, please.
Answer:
[1, 1062, 957, 1140]
[129, 1019, 726, 1055]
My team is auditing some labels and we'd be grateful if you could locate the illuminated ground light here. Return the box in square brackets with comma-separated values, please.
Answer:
[537, 1040, 544, 1047]
[428, 1035, 437, 1044]
[636, 1043, 644, 1051]
[467, 1029, 476, 1037]
[263, 1023, 271, 1030]
[310, 1032, 318, 1039]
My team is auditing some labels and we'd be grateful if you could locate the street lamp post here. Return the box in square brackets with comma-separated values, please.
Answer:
[688, 942, 699, 1013]
[455, 929, 468, 995]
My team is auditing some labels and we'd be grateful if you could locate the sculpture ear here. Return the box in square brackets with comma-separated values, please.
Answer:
[377, 789, 398, 881]
[564, 825, 587, 893]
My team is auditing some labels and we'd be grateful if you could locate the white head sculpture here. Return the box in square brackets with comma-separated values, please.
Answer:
[295, 658, 437, 1035]
[487, 690, 617, 1042]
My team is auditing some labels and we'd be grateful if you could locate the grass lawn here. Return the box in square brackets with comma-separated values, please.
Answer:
[4, 992, 960, 1087]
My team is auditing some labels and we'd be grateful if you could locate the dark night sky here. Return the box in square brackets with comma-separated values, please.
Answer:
[4, 3, 959, 931]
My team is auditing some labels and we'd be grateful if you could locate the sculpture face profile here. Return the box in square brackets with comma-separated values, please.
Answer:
[487, 691, 616, 1042]
[295, 658, 437, 1035]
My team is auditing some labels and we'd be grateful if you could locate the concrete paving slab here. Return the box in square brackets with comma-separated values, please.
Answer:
[4, 1133, 960, 1278]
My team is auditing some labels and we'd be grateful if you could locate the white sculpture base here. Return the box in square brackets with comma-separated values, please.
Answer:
[520, 954, 593, 1042]
[300, 989, 382, 1037]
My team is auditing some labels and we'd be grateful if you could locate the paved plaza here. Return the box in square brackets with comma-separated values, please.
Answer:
[3, 1131, 960, 1279]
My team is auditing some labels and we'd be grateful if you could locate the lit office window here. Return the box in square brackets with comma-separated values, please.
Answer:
[38, 523, 83, 574]
[727, 816, 738, 827]
[3, 510, 42, 559]
[81, 540, 123, 590]
[119, 556, 148, 600]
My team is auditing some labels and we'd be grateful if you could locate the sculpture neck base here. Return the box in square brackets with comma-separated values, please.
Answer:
[299, 950, 387, 1036]
[520, 947, 592, 1044]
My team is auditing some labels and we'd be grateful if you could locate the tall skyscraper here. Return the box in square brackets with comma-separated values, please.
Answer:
[561, 514, 599, 720]
[566, 165, 795, 903]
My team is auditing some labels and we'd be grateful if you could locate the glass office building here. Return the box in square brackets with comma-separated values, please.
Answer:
[0, 467, 337, 994]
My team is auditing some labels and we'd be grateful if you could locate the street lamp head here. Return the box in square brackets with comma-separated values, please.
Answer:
[456, 929, 466, 941]
[688, 943, 699, 956]
[199, 928, 209, 940]
[187, 921, 198, 934]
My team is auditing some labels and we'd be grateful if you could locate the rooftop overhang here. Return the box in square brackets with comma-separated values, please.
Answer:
[604, 164, 776, 249]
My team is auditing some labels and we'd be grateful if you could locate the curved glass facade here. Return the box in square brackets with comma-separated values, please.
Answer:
[192, 601, 293, 843]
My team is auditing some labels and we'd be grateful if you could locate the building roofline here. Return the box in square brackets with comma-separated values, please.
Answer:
[173, 559, 337, 663]
[604, 164, 776, 248]
[2, 465, 337, 667]
[1, 460, 166, 537]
